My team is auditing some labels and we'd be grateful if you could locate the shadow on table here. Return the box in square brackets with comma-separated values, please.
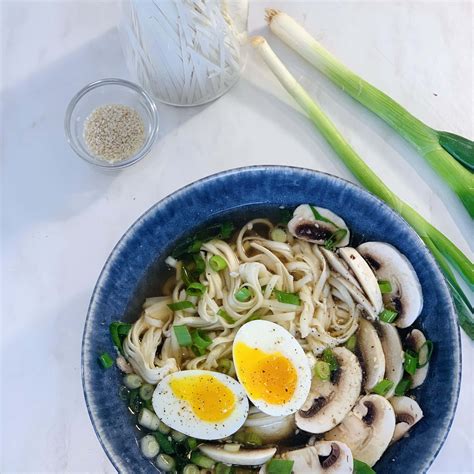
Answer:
[1, 27, 208, 248]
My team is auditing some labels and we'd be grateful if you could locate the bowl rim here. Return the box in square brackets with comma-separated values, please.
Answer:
[81, 165, 461, 473]
[64, 77, 159, 169]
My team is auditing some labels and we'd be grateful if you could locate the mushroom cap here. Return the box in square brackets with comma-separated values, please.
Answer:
[406, 329, 429, 388]
[325, 394, 396, 467]
[338, 247, 383, 313]
[377, 321, 404, 398]
[288, 205, 350, 247]
[280, 441, 353, 473]
[295, 347, 362, 434]
[357, 319, 386, 391]
[390, 396, 423, 443]
[198, 444, 276, 466]
[357, 242, 423, 328]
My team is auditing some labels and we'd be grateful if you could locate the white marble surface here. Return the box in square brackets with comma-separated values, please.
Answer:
[1, 1, 473, 472]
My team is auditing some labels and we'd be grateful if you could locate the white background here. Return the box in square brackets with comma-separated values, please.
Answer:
[1, 0, 473, 472]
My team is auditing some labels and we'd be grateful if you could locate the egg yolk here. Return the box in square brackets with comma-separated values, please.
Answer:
[170, 374, 236, 422]
[234, 341, 297, 404]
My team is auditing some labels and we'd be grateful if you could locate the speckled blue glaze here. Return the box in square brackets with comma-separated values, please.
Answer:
[82, 166, 460, 474]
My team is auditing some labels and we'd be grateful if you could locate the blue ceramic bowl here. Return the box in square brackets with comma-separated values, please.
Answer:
[82, 166, 460, 473]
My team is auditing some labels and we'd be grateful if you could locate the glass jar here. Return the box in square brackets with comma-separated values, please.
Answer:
[120, 0, 249, 107]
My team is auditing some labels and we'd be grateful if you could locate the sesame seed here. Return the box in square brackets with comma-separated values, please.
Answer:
[83, 104, 145, 163]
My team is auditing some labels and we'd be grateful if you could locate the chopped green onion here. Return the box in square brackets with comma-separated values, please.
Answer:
[109, 322, 131, 355]
[181, 266, 194, 286]
[123, 373, 143, 389]
[217, 222, 234, 240]
[309, 205, 337, 226]
[322, 348, 339, 371]
[153, 431, 174, 455]
[246, 313, 262, 322]
[395, 378, 412, 396]
[128, 388, 143, 413]
[417, 340, 434, 368]
[404, 350, 419, 375]
[324, 228, 347, 250]
[232, 430, 247, 444]
[274, 289, 301, 305]
[191, 452, 215, 468]
[314, 360, 331, 380]
[216, 463, 232, 474]
[173, 325, 193, 347]
[353, 459, 376, 474]
[157, 420, 171, 435]
[156, 453, 176, 472]
[140, 434, 160, 459]
[235, 287, 252, 302]
[251, 35, 473, 339]
[278, 208, 293, 225]
[183, 465, 200, 474]
[218, 309, 235, 324]
[378, 280, 393, 294]
[168, 301, 195, 311]
[186, 282, 207, 297]
[271, 227, 287, 242]
[98, 352, 114, 369]
[139, 383, 155, 401]
[143, 399, 154, 411]
[379, 308, 398, 323]
[372, 379, 394, 396]
[267, 459, 294, 474]
[186, 437, 198, 451]
[217, 358, 232, 374]
[193, 253, 206, 275]
[171, 429, 187, 443]
[171, 223, 234, 259]
[245, 431, 263, 446]
[192, 329, 212, 353]
[345, 334, 357, 352]
[209, 255, 228, 271]
[187, 240, 202, 254]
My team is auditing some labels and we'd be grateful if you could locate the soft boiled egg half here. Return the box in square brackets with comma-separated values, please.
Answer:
[152, 370, 249, 440]
[233, 320, 312, 416]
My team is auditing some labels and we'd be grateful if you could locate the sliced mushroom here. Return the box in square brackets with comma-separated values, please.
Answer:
[357, 242, 423, 328]
[321, 248, 362, 289]
[406, 329, 429, 388]
[243, 407, 296, 443]
[338, 247, 383, 313]
[390, 396, 423, 443]
[198, 444, 276, 466]
[325, 394, 396, 467]
[288, 204, 350, 247]
[295, 347, 362, 433]
[279, 441, 353, 473]
[357, 319, 385, 391]
[377, 322, 404, 398]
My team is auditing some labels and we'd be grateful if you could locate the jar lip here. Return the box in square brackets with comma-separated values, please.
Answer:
[119, 2, 248, 107]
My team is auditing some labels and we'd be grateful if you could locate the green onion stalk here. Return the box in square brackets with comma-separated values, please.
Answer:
[251, 36, 474, 338]
[266, 9, 474, 217]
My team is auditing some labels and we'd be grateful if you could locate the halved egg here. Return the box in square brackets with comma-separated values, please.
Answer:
[233, 320, 311, 416]
[152, 370, 249, 440]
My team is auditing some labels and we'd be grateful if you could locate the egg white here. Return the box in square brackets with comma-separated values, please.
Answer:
[233, 320, 312, 416]
[152, 370, 249, 440]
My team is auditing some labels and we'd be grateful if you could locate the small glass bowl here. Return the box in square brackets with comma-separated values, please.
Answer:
[65, 78, 159, 169]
